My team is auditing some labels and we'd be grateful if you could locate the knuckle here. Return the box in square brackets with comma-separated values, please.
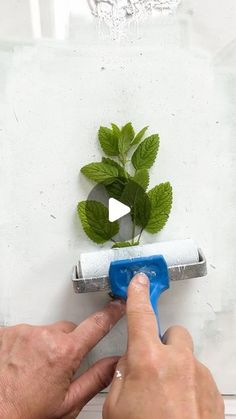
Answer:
[180, 349, 196, 374]
[168, 325, 189, 334]
[93, 313, 108, 334]
[164, 347, 197, 381]
[53, 339, 75, 361]
[143, 358, 159, 374]
[168, 344, 194, 363]
[36, 328, 63, 361]
[127, 305, 154, 317]
[38, 328, 55, 346]
[163, 325, 193, 349]
[94, 367, 110, 389]
[182, 347, 195, 363]
[62, 337, 77, 358]
[15, 323, 31, 334]
[130, 349, 159, 373]
[55, 320, 76, 330]
[14, 324, 33, 342]
[54, 346, 70, 361]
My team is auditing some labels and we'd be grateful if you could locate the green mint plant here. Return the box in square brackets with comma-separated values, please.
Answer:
[77, 122, 173, 248]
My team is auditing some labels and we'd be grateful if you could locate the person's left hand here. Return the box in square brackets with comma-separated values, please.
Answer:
[0, 299, 125, 419]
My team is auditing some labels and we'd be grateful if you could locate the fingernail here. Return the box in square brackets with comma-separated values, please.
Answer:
[109, 299, 126, 313]
[133, 273, 149, 285]
[110, 298, 126, 306]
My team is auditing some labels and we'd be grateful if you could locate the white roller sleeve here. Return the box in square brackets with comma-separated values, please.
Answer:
[80, 239, 199, 278]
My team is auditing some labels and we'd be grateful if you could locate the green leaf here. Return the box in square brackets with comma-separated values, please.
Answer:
[102, 157, 127, 178]
[121, 180, 151, 228]
[134, 192, 151, 228]
[81, 162, 118, 184]
[105, 179, 127, 200]
[145, 182, 173, 234]
[78, 201, 119, 244]
[118, 122, 135, 155]
[111, 123, 121, 138]
[121, 180, 140, 209]
[101, 157, 129, 199]
[98, 126, 119, 156]
[132, 126, 148, 146]
[132, 169, 149, 190]
[131, 134, 160, 170]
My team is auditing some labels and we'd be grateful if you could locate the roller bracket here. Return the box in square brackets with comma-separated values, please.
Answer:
[72, 248, 207, 294]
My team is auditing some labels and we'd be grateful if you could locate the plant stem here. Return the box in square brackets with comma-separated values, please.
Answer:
[131, 221, 136, 245]
[119, 154, 126, 166]
[119, 153, 129, 179]
[137, 228, 144, 243]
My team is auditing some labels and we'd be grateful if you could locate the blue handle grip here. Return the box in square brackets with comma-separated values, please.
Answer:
[109, 255, 169, 332]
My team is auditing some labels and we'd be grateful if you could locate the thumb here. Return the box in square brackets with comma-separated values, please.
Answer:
[59, 356, 119, 416]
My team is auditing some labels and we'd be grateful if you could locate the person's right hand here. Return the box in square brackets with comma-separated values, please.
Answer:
[104, 273, 224, 419]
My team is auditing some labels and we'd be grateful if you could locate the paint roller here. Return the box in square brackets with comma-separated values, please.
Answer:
[72, 239, 207, 328]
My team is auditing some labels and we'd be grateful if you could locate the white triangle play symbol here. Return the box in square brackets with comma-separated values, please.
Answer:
[108, 198, 130, 222]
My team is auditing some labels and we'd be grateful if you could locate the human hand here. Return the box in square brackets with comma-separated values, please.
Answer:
[104, 273, 224, 419]
[0, 299, 125, 419]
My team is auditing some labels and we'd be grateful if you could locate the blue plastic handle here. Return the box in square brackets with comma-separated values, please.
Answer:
[109, 255, 169, 332]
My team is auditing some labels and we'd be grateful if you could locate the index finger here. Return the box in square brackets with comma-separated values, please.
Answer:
[71, 299, 125, 360]
[126, 273, 160, 351]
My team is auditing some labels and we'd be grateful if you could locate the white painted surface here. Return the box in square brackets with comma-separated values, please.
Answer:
[0, 0, 236, 399]
[78, 396, 236, 418]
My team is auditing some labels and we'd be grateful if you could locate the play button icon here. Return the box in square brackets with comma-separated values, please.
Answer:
[108, 198, 130, 222]
[85, 178, 151, 243]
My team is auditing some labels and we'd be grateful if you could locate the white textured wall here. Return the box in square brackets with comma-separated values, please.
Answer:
[0, 0, 236, 402]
